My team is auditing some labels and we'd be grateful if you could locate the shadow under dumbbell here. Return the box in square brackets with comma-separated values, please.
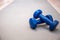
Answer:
[37, 23, 60, 33]
[37, 23, 49, 30]
[51, 29, 60, 34]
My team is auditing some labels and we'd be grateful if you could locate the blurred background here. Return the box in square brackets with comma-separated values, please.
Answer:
[0, 0, 60, 40]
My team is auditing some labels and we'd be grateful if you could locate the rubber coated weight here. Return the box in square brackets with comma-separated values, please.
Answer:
[33, 9, 59, 31]
[29, 15, 53, 29]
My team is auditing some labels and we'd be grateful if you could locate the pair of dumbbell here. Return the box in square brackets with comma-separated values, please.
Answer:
[29, 9, 59, 31]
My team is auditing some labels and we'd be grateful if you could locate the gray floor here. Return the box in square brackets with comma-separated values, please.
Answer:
[0, 0, 60, 40]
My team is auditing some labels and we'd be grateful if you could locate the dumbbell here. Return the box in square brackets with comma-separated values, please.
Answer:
[29, 15, 53, 29]
[33, 9, 59, 31]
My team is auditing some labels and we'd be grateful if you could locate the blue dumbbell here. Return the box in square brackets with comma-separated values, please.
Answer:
[29, 15, 53, 29]
[33, 9, 59, 31]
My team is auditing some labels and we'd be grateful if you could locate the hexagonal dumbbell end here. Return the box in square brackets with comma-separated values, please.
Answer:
[45, 15, 53, 22]
[33, 9, 42, 19]
[29, 18, 39, 29]
[49, 20, 59, 31]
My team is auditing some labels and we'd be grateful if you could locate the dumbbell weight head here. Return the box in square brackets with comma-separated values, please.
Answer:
[49, 20, 59, 31]
[45, 15, 53, 22]
[29, 18, 40, 29]
[29, 15, 53, 29]
[33, 9, 42, 19]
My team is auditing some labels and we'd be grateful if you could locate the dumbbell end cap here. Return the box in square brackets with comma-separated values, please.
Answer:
[49, 20, 59, 31]
[29, 18, 37, 29]
[33, 9, 42, 19]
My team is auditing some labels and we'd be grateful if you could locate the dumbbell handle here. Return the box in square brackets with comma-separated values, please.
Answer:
[37, 19, 42, 24]
[39, 14, 53, 25]
[36, 15, 53, 24]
